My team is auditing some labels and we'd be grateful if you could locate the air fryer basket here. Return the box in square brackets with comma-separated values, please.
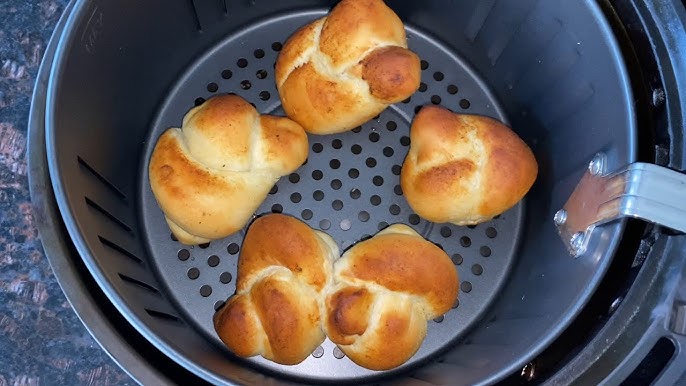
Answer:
[46, 0, 636, 384]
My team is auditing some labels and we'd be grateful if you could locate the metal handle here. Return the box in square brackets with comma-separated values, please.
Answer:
[555, 153, 686, 256]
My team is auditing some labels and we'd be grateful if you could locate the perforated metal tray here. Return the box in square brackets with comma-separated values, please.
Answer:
[140, 11, 522, 381]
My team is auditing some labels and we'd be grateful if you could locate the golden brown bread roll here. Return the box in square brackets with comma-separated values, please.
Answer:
[275, 0, 421, 135]
[148, 94, 308, 244]
[323, 224, 458, 370]
[401, 106, 538, 225]
[213, 214, 339, 365]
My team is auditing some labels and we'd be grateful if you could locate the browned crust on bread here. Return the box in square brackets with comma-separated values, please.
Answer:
[213, 294, 263, 358]
[318, 0, 406, 68]
[213, 214, 336, 365]
[401, 106, 538, 224]
[279, 62, 385, 134]
[250, 274, 323, 365]
[148, 95, 308, 243]
[339, 231, 458, 316]
[237, 214, 332, 293]
[361, 46, 421, 103]
[148, 129, 273, 240]
[325, 286, 374, 345]
[275, 0, 419, 134]
[350, 301, 426, 370]
[323, 224, 458, 370]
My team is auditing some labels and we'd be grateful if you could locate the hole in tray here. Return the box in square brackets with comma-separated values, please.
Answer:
[222, 69, 233, 79]
[433, 71, 444, 81]
[461, 281, 473, 293]
[393, 185, 403, 195]
[447, 84, 458, 94]
[312, 170, 323, 180]
[370, 195, 382, 206]
[480, 246, 492, 257]
[369, 132, 380, 143]
[289, 173, 300, 183]
[254, 49, 265, 59]
[472, 264, 483, 275]
[271, 41, 282, 51]
[420, 60, 429, 70]
[348, 168, 359, 179]
[194, 97, 205, 106]
[351, 144, 362, 155]
[358, 211, 370, 222]
[419, 82, 428, 92]
[460, 236, 472, 248]
[332, 200, 344, 211]
[400, 136, 410, 146]
[389, 204, 401, 215]
[352, 126, 362, 133]
[373, 176, 384, 186]
[383, 147, 394, 157]
[409, 214, 420, 225]
[414, 105, 423, 114]
[329, 159, 341, 169]
[319, 219, 331, 230]
[178, 249, 190, 261]
[207, 255, 220, 267]
[440, 226, 452, 238]
[350, 188, 361, 199]
[378, 221, 389, 230]
[486, 227, 498, 238]
[256, 69, 267, 79]
[171, 233, 178, 242]
[366, 157, 377, 168]
[431, 95, 442, 105]
[187, 268, 200, 280]
[237, 58, 248, 68]
[259, 91, 270, 100]
[271, 204, 283, 213]
[434, 315, 444, 323]
[227, 243, 239, 255]
[332, 139, 343, 149]
[207, 82, 218, 92]
[313, 190, 325, 201]
[200, 285, 212, 297]
[290, 192, 302, 203]
[220, 272, 232, 284]
[301, 209, 313, 220]
[452, 254, 463, 265]
[240, 80, 251, 90]
[331, 179, 342, 190]
[386, 121, 397, 131]
[198, 242, 210, 249]
[269, 184, 278, 195]
[340, 219, 352, 231]
[214, 300, 225, 311]
[460, 99, 471, 109]
[312, 143, 323, 153]
[392, 164, 401, 175]
[402, 96, 411, 104]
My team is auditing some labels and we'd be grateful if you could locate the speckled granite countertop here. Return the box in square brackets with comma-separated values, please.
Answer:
[1, 2, 133, 384]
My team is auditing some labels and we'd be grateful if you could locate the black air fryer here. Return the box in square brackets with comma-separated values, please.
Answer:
[28, 0, 686, 385]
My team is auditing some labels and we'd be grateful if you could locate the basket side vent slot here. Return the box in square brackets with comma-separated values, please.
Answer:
[98, 236, 142, 264]
[118, 273, 160, 295]
[145, 308, 184, 325]
[77, 156, 127, 201]
[85, 197, 133, 233]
